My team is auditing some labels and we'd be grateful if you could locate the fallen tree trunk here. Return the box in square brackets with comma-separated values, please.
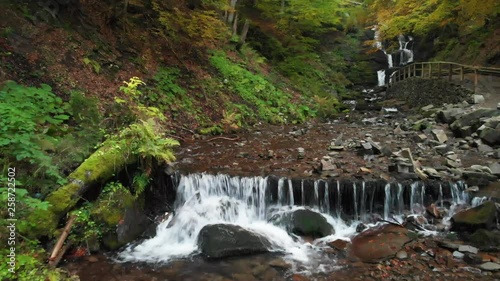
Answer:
[28, 138, 137, 238]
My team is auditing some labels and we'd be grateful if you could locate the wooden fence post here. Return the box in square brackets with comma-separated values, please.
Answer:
[429, 63, 432, 78]
[448, 63, 452, 81]
[438, 63, 441, 78]
[460, 66, 464, 81]
[474, 68, 478, 93]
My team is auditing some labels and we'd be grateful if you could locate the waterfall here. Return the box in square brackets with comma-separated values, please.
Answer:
[278, 177, 285, 206]
[324, 182, 330, 214]
[384, 183, 391, 220]
[118, 173, 472, 266]
[377, 70, 386, 86]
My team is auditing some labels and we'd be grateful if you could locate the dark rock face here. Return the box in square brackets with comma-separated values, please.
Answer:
[197, 224, 271, 259]
[289, 209, 334, 238]
[350, 224, 414, 263]
[451, 201, 497, 232]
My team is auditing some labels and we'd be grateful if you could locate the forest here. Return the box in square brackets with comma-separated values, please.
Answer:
[0, 0, 499, 280]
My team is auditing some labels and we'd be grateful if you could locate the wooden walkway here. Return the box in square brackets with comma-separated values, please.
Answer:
[388, 61, 500, 92]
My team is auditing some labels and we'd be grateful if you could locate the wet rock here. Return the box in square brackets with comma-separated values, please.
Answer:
[334, 133, 344, 146]
[350, 224, 414, 263]
[462, 170, 497, 187]
[431, 129, 448, 143]
[289, 209, 334, 238]
[356, 223, 367, 232]
[328, 145, 344, 151]
[479, 262, 500, 271]
[197, 224, 271, 258]
[458, 245, 478, 254]
[268, 258, 291, 269]
[362, 142, 372, 150]
[451, 201, 497, 232]
[369, 141, 382, 154]
[469, 165, 492, 174]
[328, 239, 349, 251]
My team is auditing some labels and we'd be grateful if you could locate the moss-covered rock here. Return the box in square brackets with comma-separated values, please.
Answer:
[467, 229, 500, 249]
[451, 201, 497, 232]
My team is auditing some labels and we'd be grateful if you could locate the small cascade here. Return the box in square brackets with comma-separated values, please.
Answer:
[119, 173, 472, 266]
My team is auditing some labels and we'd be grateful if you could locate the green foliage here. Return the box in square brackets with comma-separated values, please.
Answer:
[0, 81, 69, 185]
[200, 124, 223, 135]
[132, 172, 150, 196]
[117, 77, 166, 121]
[0, 249, 77, 281]
[82, 57, 101, 74]
[119, 119, 180, 165]
[210, 51, 314, 124]
[370, 0, 500, 39]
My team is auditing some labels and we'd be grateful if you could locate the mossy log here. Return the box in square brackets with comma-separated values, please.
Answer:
[28, 139, 137, 238]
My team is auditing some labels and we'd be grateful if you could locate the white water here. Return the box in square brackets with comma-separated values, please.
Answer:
[118, 173, 356, 269]
[119, 173, 471, 270]
[377, 70, 386, 86]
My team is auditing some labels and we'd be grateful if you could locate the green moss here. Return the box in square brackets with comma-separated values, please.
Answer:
[453, 201, 496, 225]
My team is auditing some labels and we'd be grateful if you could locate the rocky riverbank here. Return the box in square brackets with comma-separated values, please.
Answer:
[62, 86, 500, 281]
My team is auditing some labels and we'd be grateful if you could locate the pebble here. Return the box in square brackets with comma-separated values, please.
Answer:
[453, 251, 464, 259]
[479, 262, 500, 271]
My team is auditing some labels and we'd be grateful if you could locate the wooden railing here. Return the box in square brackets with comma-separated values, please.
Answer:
[388, 61, 500, 91]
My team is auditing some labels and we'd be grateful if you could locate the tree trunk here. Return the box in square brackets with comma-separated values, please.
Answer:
[232, 13, 239, 36]
[227, 0, 238, 24]
[239, 19, 250, 44]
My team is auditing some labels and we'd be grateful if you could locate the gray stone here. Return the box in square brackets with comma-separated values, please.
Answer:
[434, 144, 450, 155]
[414, 134, 427, 142]
[450, 108, 500, 137]
[297, 147, 305, 159]
[489, 162, 500, 176]
[369, 141, 382, 154]
[458, 245, 478, 254]
[438, 241, 461, 251]
[478, 144, 494, 153]
[362, 142, 372, 150]
[437, 108, 465, 124]
[480, 127, 500, 145]
[396, 250, 408, 260]
[198, 224, 271, 259]
[470, 165, 492, 174]
[473, 94, 485, 104]
[328, 145, 344, 151]
[446, 159, 461, 168]
[479, 262, 500, 271]
[321, 159, 336, 171]
[334, 133, 344, 146]
[452, 251, 464, 259]
[463, 253, 483, 265]
[432, 129, 448, 143]
[421, 104, 434, 111]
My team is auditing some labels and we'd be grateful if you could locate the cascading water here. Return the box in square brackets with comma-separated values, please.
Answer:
[373, 26, 414, 86]
[118, 173, 471, 272]
[118, 173, 354, 271]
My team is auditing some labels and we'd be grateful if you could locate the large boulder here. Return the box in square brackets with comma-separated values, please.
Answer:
[450, 109, 500, 137]
[467, 229, 500, 249]
[349, 224, 414, 263]
[451, 201, 497, 232]
[289, 209, 334, 238]
[197, 224, 271, 259]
